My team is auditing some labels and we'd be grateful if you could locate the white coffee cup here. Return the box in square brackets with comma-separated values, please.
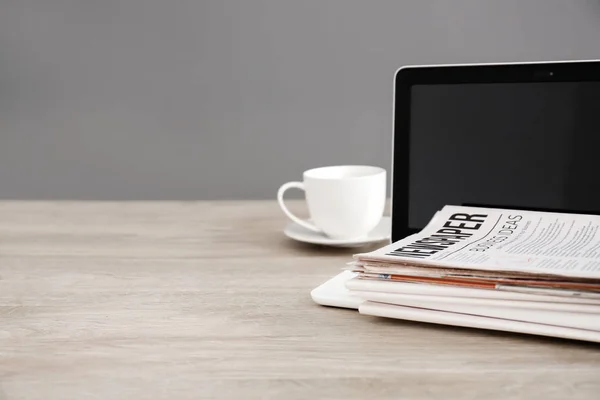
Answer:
[277, 165, 386, 240]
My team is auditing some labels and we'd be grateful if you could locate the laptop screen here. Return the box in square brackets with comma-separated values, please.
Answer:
[408, 81, 600, 231]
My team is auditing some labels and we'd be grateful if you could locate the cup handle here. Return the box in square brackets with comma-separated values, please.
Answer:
[277, 181, 321, 233]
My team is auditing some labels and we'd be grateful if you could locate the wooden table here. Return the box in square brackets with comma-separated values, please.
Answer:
[1, 201, 599, 399]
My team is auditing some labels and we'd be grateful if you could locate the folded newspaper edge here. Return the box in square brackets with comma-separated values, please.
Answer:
[358, 301, 600, 343]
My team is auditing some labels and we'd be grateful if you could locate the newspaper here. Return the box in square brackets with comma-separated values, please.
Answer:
[354, 205, 600, 281]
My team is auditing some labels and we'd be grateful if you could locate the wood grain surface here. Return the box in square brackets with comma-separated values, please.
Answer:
[1, 201, 599, 400]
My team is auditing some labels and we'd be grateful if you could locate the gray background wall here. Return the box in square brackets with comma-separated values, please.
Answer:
[1, 0, 599, 200]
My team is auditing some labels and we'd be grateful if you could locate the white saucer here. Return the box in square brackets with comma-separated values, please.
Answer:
[283, 217, 391, 248]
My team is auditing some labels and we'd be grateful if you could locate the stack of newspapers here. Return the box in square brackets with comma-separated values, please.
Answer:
[346, 205, 600, 342]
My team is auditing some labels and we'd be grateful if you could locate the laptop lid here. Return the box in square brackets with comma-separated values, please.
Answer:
[391, 60, 600, 242]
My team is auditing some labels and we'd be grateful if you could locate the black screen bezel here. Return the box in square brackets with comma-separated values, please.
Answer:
[391, 60, 600, 242]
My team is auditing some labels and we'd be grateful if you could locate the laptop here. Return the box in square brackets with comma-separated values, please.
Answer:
[390, 59, 600, 242]
[310, 59, 600, 341]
